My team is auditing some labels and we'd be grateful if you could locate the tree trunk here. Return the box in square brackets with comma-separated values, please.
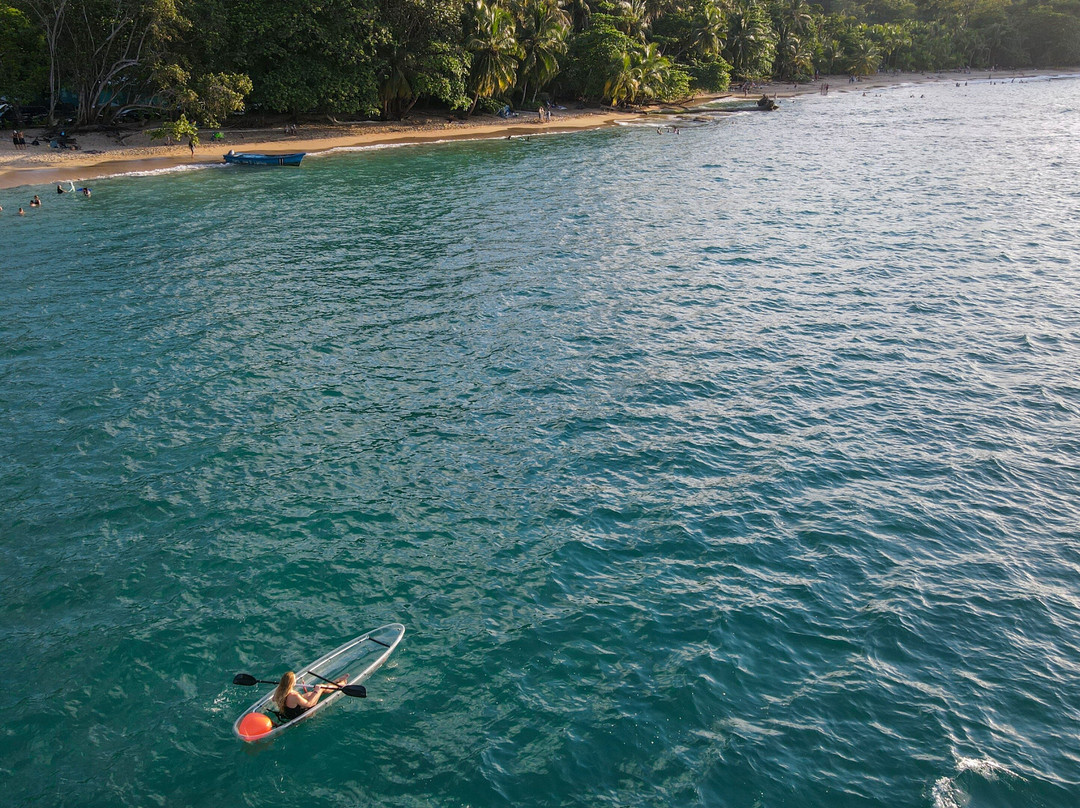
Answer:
[45, 22, 60, 124]
[65, 0, 159, 126]
[21, 0, 68, 126]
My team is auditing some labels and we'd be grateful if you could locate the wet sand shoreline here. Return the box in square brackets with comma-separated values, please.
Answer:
[1, 69, 1074, 191]
[0, 111, 631, 191]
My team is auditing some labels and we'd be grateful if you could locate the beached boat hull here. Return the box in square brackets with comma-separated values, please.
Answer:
[223, 151, 305, 166]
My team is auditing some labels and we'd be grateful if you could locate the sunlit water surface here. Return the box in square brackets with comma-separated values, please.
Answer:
[3, 76, 1080, 807]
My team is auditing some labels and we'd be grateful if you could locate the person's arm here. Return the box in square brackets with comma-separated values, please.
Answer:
[290, 688, 320, 709]
[289, 683, 335, 709]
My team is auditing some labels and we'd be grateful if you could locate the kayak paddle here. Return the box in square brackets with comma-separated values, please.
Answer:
[233, 674, 278, 686]
[232, 672, 367, 698]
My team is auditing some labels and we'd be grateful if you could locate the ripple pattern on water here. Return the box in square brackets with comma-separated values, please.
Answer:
[2, 78, 1080, 807]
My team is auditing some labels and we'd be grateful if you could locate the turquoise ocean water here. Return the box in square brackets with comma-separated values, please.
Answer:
[3, 76, 1080, 807]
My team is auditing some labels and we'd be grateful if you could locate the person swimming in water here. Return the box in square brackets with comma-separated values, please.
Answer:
[271, 671, 348, 721]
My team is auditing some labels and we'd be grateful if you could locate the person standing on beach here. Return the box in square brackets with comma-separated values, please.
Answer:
[11, 130, 18, 150]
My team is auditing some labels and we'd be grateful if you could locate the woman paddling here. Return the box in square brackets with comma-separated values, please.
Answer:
[272, 671, 348, 720]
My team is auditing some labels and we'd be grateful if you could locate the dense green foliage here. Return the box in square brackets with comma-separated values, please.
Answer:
[1, 0, 1078, 124]
[0, 4, 45, 106]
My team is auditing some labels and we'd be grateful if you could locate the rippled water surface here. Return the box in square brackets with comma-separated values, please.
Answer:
[3, 77, 1080, 807]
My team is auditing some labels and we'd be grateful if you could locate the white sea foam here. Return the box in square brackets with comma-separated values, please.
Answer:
[615, 118, 714, 128]
[105, 162, 225, 180]
[954, 756, 1012, 779]
[932, 755, 1015, 808]
[931, 776, 964, 808]
[324, 141, 419, 154]
[327, 129, 572, 154]
[940, 71, 1080, 86]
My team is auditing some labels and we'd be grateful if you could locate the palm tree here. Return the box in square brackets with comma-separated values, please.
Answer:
[605, 51, 639, 106]
[891, 23, 914, 69]
[515, 0, 570, 104]
[604, 42, 675, 106]
[775, 33, 814, 79]
[769, 0, 814, 79]
[847, 37, 880, 76]
[780, 0, 812, 38]
[980, 20, 1017, 69]
[868, 23, 910, 71]
[466, 0, 524, 113]
[791, 37, 814, 77]
[726, 2, 776, 81]
[818, 27, 842, 75]
[558, 0, 590, 31]
[695, 2, 727, 59]
[618, 0, 650, 42]
[634, 42, 673, 99]
[379, 47, 414, 120]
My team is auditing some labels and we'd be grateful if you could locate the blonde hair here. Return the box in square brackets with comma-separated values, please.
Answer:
[273, 671, 296, 711]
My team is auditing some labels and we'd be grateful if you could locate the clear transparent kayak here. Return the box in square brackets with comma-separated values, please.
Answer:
[233, 623, 404, 742]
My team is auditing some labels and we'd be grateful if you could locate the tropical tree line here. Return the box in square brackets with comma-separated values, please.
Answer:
[1, 0, 1078, 127]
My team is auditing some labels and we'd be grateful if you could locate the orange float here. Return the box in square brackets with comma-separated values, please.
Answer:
[237, 712, 274, 741]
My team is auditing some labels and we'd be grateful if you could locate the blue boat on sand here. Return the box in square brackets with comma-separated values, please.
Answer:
[223, 150, 305, 167]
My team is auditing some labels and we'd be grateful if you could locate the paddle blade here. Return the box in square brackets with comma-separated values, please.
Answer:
[233, 674, 258, 686]
[342, 684, 367, 698]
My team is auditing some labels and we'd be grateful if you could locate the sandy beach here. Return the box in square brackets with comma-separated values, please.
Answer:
[0, 108, 631, 190]
[0, 68, 1071, 191]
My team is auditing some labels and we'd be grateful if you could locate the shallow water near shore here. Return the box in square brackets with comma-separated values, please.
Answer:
[3, 77, 1080, 807]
